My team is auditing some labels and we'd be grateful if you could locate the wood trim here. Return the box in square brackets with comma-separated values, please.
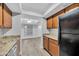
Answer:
[65, 3, 79, 12]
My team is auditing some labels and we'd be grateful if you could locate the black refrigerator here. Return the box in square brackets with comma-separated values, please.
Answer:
[59, 8, 79, 56]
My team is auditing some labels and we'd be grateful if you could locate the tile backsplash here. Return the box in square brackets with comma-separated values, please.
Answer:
[48, 29, 58, 36]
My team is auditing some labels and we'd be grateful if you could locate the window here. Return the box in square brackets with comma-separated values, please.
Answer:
[24, 25, 33, 36]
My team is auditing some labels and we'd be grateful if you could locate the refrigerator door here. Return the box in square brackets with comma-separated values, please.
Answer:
[59, 8, 79, 56]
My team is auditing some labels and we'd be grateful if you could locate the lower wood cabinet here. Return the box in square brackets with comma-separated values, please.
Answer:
[43, 36, 49, 51]
[43, 36, 59, 56]
[49, 39, 59, 56]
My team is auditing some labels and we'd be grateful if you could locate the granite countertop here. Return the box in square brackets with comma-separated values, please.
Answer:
[0, 36, 20, 56]
[44, 34, 58, 40]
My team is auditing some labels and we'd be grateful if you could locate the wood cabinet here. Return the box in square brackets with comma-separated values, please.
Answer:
[0, 4, 3, 27]
[43, 36, 59, 56]
[52, 16, 58, 28]
[3, 4, 12, 28]
[47, 16, 58, 29]
[49, 39, 59, 56]
[47, 17, 53, 29]
[43, 36, 49, 51]
[0, 3, 12, 28]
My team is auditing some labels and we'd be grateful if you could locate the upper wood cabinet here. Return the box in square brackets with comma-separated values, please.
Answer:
[47, 11, 65, 29]
[0, 4, 3, 27]
[0, 3, 12, 28]
[47, 16, 58, 29]
[3, 4, 12, 28]
[52, 16, 58, 28]
[47, 17, 53, 29]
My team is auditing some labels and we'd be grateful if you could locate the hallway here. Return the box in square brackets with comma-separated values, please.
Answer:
[22, 38, 50, 56]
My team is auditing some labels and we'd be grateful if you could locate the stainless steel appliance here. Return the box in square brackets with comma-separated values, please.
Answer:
[59, 8, 79, 56]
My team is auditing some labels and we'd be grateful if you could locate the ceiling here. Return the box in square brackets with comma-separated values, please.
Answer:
[6, 3, 72, 18]
[6, 3, 58, 17]
[21, 3, 54, 15]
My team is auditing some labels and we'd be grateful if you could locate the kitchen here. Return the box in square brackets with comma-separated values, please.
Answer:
[0, 3, 79, 56]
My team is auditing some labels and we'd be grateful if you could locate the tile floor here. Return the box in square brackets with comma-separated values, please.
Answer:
[22, 37, 50, 56]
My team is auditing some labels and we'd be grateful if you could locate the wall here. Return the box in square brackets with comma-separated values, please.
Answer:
[4, 15, 21, 36]
[21, 24, 42, 39]
[21, 14, 48, 48]
[21, 14, 48, 38]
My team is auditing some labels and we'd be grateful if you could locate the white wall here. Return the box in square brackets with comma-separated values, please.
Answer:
[21, 14, 48, 48]
[4, 15, 21, 36]
[21, 14, 48, 38]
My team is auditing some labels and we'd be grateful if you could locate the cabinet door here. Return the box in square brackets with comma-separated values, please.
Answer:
[43, 36, 49, 51]
[52, 16, 58, 28]
[3, 4, 12, 28]
[0, 4, 3, 27]
[49, 39, 59, 56]
[47, 17, 53, 29]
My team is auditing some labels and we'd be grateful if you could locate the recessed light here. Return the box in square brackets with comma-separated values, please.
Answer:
[27, 20, 32, 23]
